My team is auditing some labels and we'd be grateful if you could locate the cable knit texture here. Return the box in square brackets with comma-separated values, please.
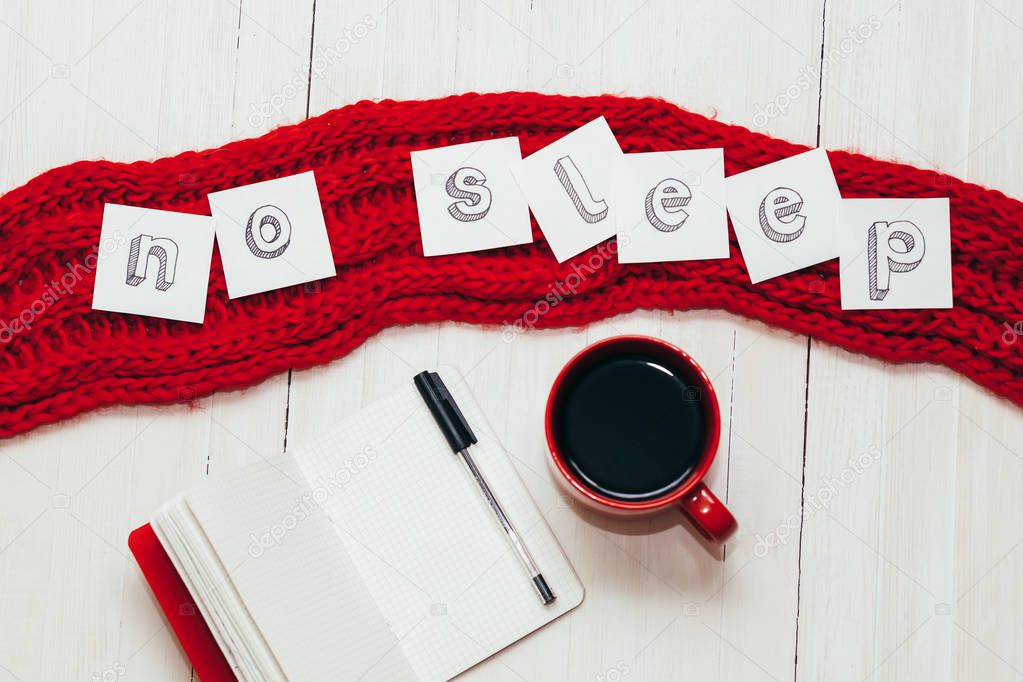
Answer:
[0, 92, 1020, 438]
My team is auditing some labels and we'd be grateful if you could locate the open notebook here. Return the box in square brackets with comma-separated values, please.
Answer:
[130, 368, 584, 682]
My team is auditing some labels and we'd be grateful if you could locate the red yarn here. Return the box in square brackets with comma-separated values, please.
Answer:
[0, 92, 1020, 439]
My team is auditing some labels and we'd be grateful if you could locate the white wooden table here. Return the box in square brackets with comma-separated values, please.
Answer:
[2, 1, 1022, 680]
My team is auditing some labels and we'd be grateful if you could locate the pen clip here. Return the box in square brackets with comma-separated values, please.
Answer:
[414, 371, 478, 453]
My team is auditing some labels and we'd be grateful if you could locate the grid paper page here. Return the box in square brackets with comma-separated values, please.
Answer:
[291, 367, 585, 682]
[184, 455, 417, 682]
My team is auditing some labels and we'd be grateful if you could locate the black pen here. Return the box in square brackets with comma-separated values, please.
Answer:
[414, 371, 556, 606]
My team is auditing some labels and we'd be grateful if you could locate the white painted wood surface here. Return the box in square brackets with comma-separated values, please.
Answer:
[1, 1, 1022, 680]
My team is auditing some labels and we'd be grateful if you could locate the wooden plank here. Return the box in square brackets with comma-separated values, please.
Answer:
[437, 7, 563, 679]
[798, 2, 975, 680]
[288, 0, 453, 440]
[0, 0, 309, 679]
[267, 0, 389, 443]
[0, 2, 239, 680]
[674, 3, 824, 679]
[76, 2, 246, 680]
[591, 3, 822, 680]
[951, 2, 1023, 679]
[0, 3, 97, 678]
[204, 0, 312, 477]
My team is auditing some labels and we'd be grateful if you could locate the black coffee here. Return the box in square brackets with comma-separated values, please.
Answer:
[554, 354, 707, 501]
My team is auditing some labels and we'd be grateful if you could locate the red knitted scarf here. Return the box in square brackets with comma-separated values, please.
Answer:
[1, 93, 1020, 438]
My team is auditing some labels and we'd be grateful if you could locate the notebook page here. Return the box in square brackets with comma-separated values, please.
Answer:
[153, 497, 281, 680]
[291, 367, 584, 682]
[184, 455, 417, 682]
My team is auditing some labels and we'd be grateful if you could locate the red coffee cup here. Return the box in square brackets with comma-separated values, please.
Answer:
[545, 335, 737, 542]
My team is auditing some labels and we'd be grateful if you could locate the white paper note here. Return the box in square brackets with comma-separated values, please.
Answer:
[512, 117, 622, 262]
[91, 204, 215, 323]
[208, 171, 336, 299]
[725, 148, 841, 283]
[614, 148, 728, 263]
[410, 137, 532, 256]
[838, 197, 953, 310]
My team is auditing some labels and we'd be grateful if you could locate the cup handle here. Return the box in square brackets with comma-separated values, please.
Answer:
[677, 482, 737, 542]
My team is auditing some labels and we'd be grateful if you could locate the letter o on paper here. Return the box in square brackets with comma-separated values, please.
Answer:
[445, 167, 493, 222]
[758, 187, 806, 243]
[644, 178, 692, 233]
[245, 205, 292, 259]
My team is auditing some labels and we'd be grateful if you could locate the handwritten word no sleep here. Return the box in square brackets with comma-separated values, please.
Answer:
[91, 117, 953, 324]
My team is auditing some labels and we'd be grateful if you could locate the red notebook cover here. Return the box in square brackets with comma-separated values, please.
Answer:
[128, 524, 238, 682]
